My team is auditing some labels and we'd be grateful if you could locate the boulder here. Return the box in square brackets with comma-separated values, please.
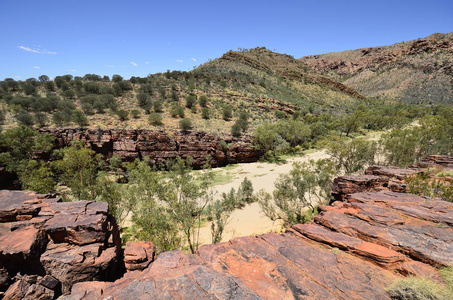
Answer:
[0, 191, 123, 297]
[124, 241, 154, 271]
[40, 243, 119, 294]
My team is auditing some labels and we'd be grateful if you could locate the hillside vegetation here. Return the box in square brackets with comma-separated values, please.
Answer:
[0, 48, 367, 138]
[299, 32, 453, 104]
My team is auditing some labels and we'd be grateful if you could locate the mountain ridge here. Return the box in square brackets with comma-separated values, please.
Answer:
[298, 32, 453, 104]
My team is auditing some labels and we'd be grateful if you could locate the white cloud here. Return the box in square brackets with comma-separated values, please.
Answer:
[105, 65, 114, 68]
[69, 69, 77, 72]
[18, 46, 57, 55]
[176, 60, 183, 63]
[145, 61, 149, 64]
[33, 66, 40, 69]
[191, 58, 197, 62]
[130, 62, 138, 66]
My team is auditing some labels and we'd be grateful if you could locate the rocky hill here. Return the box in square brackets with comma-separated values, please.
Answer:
[193, 47, 366, 108]
[0, 47, 368, 138]
[299, 33, 453, 104]
[1, 156, 452, 299]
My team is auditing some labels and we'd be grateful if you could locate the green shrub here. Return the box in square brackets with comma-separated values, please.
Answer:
[52, 112, 66, 127]
[387, 276, 451, 300]
[199, 95, 208, 107]
[136, 92, 149, 107]
[222, 105, 233, 121]
[153, 100, 163, 113]
[179, 118, 192, 132]
[72, 110, 88, 128]
[148, 113, 163, 126]
[231, 123, 242, 137]
[131, 109, 141, 119]
[116, 109, 129, 121]
[185, 94, 196, 109]
[16, 111, 35, 126]
[201, 107, 210, 119]
[34, 112, 48, 128]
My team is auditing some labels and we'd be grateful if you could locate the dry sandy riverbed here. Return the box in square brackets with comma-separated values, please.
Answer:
[196, 149, 330, 245]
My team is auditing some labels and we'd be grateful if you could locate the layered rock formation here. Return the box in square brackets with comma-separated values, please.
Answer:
[40, 128, 264, 168]
[0, 190, 123, 298]
[2, 158, 452, 299]
[299, 32, 453, 104]
[61, 163, 451, 299]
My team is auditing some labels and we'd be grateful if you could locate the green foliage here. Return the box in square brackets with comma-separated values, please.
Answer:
[94, 172, 131, 225]
[199, 95, 208, 107]
[0, 126, 55, 193]
[153, 100, 163, 113]
[258, 160, 332, 226]
[136, 92, 149, 107]
[71, 110, 89, 128]
[129, 157, 214, 254]
[275, 111, 286, 119]
[16, 110, 35, 126]
[39, 75, 50, 82]
[34, 112, 48, 128]
[17, 160, 56, 193]
[53, 141, 105, 200]
[171, 106, 185, 118]
[148, 113, 163, 126]
[84, 82, 100, 94]
[179, 118, 193, 132]
[335, 109, 365, 137]
[45, 81, 56, 92]
[206, 176, 256, 243]
[406, 173, 453, 202]
[112, 74, 123, 82]
[116, 109, 129, 121]
[321, 137, 377, 174]
[201, 107, 210, 119]
[185, 94, 197, 109]
[231, 123, 242, 137]
[386, 271, 453, 300]
[131, 109, 141, 119]
[222, 105, 233, 121]
[23, 84, 36, 95]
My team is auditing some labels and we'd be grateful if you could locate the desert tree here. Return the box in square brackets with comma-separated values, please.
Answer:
[258, 160, 332, 226]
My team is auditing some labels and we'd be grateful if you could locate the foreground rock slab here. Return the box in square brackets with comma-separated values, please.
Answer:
[0, 190, 123, 297]
[61, 162, 453, 300]
[3, 159, 453, 299]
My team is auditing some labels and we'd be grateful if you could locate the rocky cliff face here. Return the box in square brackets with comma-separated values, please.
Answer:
[0, 191, 123, 299]
[299, 33, 453, 104]
[40, 128, 264, 169]
[2, 157, 452, 299]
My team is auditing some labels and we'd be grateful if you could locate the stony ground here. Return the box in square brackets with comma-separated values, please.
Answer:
[1, 157, 452, 299]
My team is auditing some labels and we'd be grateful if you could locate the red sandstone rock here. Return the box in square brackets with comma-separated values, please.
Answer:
[4, 161, 453, 299]
[124, 241, 154, 271]
[40, 242, 119, 294]
[291, 223, 406, 268]
[315, 209, 453, 267]
[3, 275, 55, 300]
[39, 128, 264, 168]
[365, 165, 420, 180]
[418, 155, 453, 169]
[396, 261, 446, 284]
[0, 191, 122, 298]
[331, 174, 388, 201]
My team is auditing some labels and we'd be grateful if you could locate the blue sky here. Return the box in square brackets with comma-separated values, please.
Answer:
[1, 0, 452, 80]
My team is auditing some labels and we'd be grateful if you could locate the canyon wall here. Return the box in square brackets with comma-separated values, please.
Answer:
[40, 128, 264, 168]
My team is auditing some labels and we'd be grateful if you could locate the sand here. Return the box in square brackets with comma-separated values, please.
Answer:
[196, 149, 330, 245]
